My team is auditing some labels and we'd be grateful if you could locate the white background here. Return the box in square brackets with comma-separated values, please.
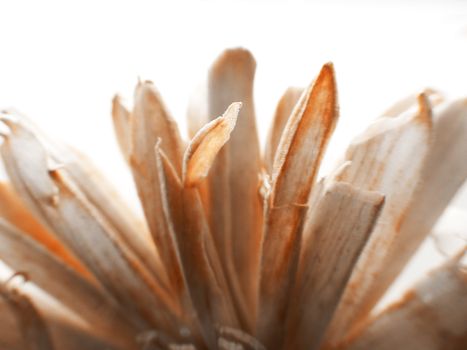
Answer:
[0, 0, 466, 308]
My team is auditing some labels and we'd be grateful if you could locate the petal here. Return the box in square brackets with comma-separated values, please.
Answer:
[264, 87, 304, 174]
[258, 63, 338, 345]
[283, 182, 384, 350]
[207, 48, 263, 324]
[325, 94, 433, 344]
[337, 252, 467, 350]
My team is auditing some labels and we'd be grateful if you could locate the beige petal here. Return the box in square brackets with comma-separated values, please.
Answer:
[264, 87, 304, 174]
[284, 182, 384, 350]
[271, 63, 338, 206]
[336, 252, 467, 350]
[207, 48, 263, 324]
[183, 102, 240, 187]
[324, 94, 433, 344]
[157, 144, 239, 347]
[130, 81, 185, 292]
[257, 63, 338, 345]
[111, 94, 132, 163]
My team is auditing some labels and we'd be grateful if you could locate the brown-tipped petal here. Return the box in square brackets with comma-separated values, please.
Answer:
[257, 63, 338, 347]
[0, 182, 89, 278]
[336, 253, 467, 350]
[133, 80, 184, 174]
[158, 145, 239, 347]
[271, 63, 338, 206]
[324, 94, 433, 344]
[0, 219, 138, 349]
[111, 95, 132, 163]
[284, 182, 384, 350]
[207, 48, 263, 324]
[130, 81, 185, 291]
[264, 87, 304, 174]
[183, 102, 241, 187]
[0, 284, 54, 350]
[0, 125, 179, 333]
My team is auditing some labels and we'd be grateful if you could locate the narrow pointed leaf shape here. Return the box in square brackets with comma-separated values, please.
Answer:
[283, 182, 384, 350]
[157, 145, 239, 348]
[257, 63, 338, 347]
[130, 81, 185, 291]
[0, 182, 89, 278]
[337, 253, 467, 350]
[0, 123, 179, 333]
[271, 63, 338, 206]
[0, 284, 54, 350]
[111, 95, 132, 163]
[208, 48, 263, 320]
[325, 95, 433, 344]
[264, 87, 304, 174]
[0, 219, 138, 349]
[183, 102, 241, 187]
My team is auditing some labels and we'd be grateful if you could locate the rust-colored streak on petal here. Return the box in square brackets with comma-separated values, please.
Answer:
[0, 182, 90, 279]
[184, 102, 241, 187]
[336, 254, 467, 350]
[0, 284, 55, 350]
[283, 182, 384, 350]
[324, 94, 433, 345]
[159, 145, 240, 347]
[130, 80, 185, 293]
[257, 64, 338, 347]
[207, 48, 263, 326]
[271, 63, 338, 207]
[111, 95, 132, 163]
[264, 87, 304, 174]
[256, 204, 308, 349]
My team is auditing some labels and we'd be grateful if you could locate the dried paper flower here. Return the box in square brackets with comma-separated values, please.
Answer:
[0, 48, 466, 350]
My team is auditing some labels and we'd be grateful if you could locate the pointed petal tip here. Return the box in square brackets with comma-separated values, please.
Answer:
[317, 62, 336, 86]
[416, 92, 433, 128]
